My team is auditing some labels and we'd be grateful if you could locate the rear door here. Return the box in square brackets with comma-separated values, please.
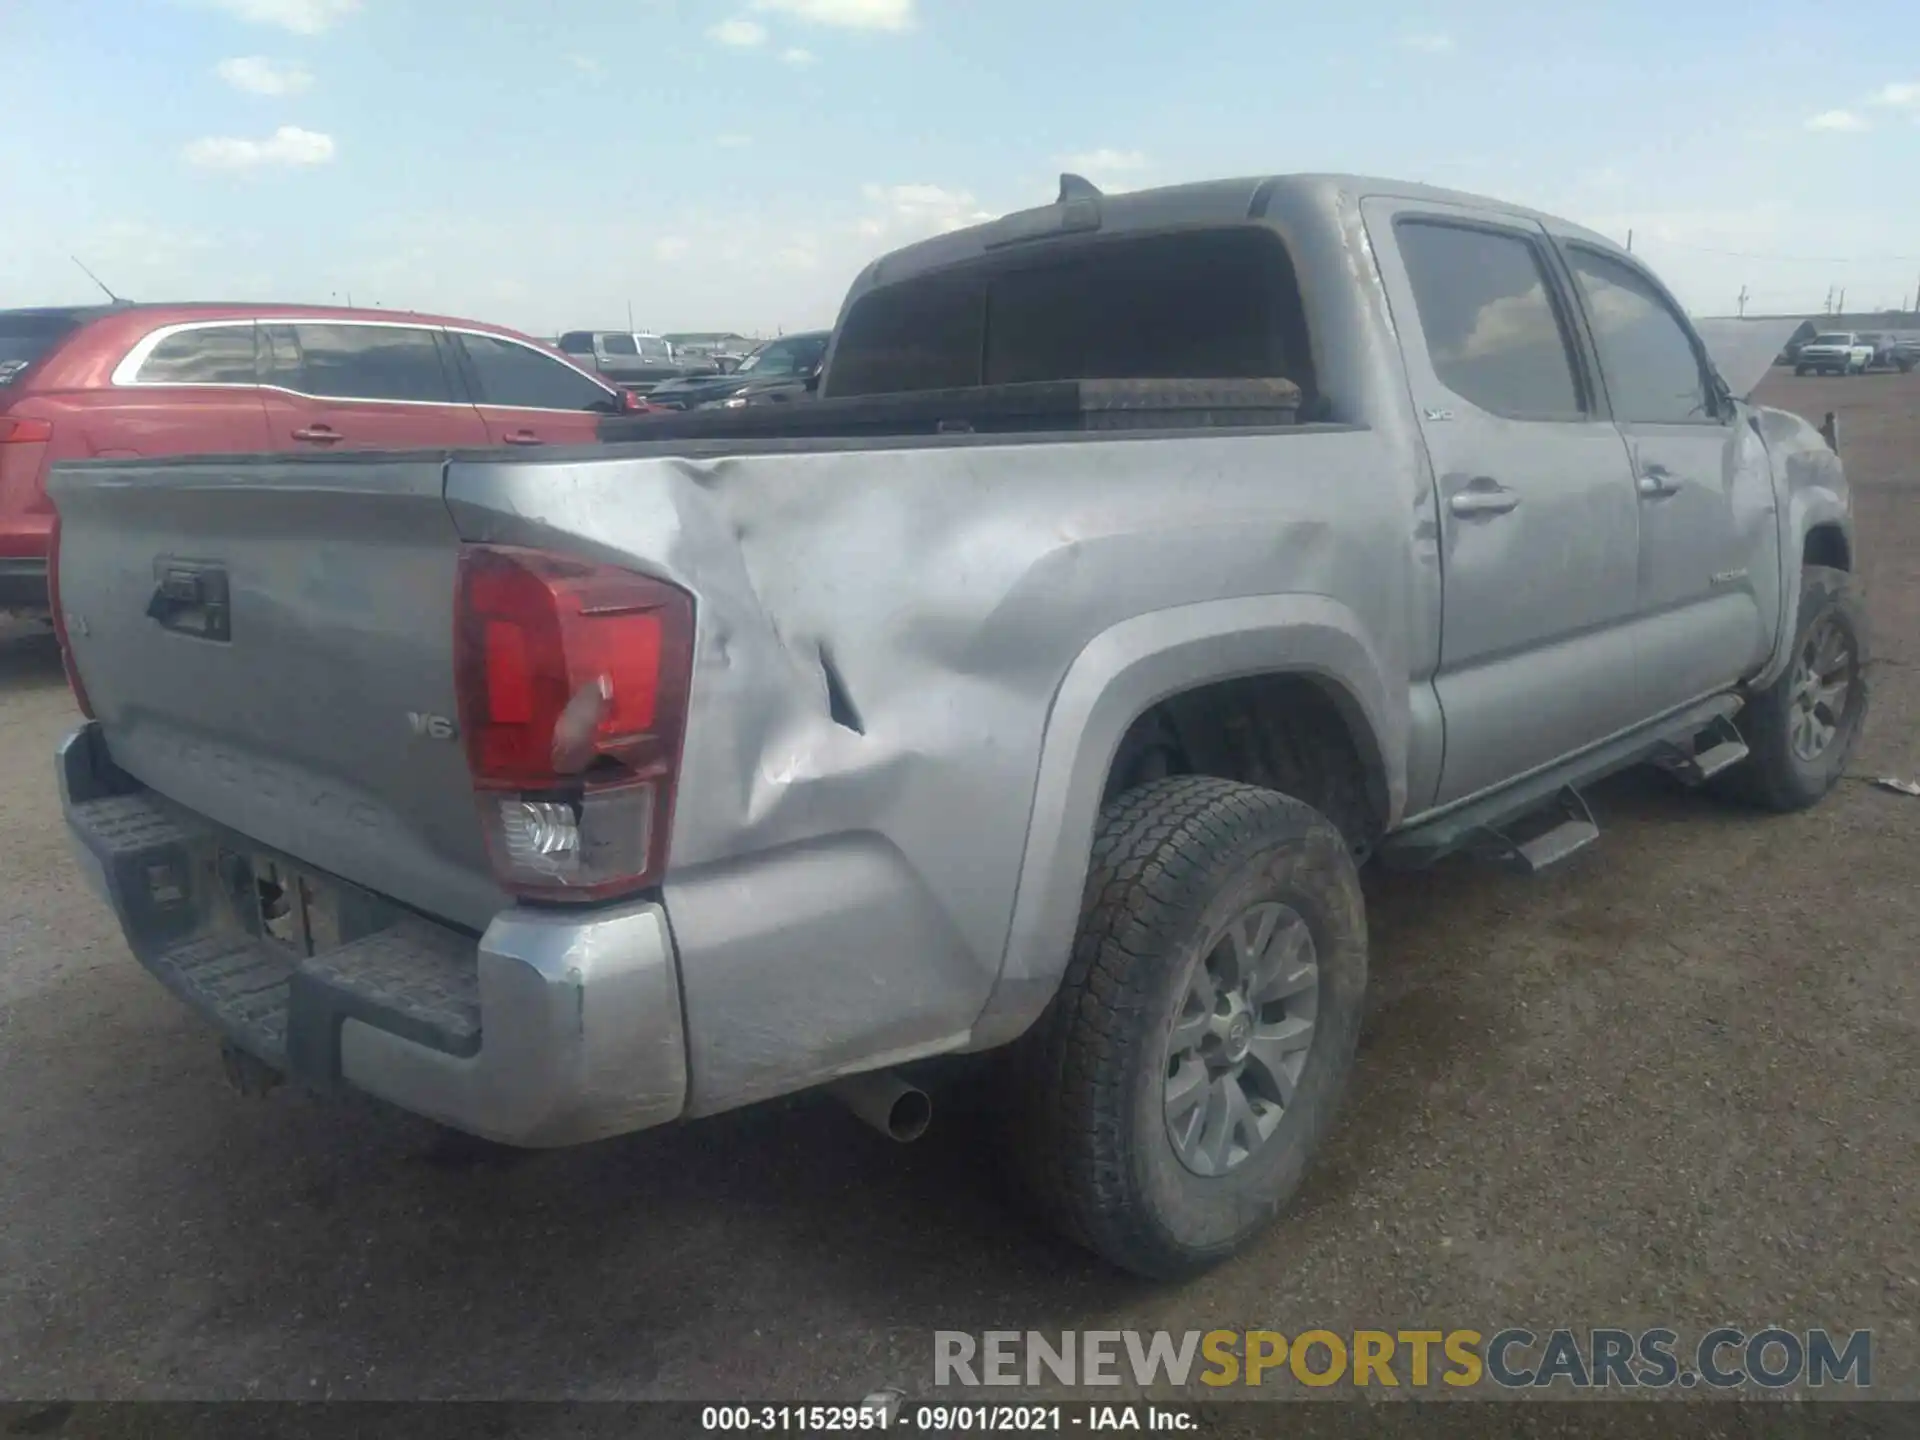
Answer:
[258, 321, 489, 450]
[448, 330, 623, 445]
[98, 320, 274, 456]
[1555, 241, 1779, 711]
[1363, 199, 1644, 806]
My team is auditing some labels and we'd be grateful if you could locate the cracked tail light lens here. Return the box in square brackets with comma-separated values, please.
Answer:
[454, 544, 693, 902]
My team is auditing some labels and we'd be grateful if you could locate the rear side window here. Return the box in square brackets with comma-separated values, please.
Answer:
[1564, 247, 1715, 425]
[826, 228, 1310, 399]
[0, 312, 84, 385]
[1395, 220, 1585, 420]
[557, 332, 595, 354]
[131, 324, 258, 384]
[601, 333, 639, 356]
[456, 333, 618, 411]
[285, 324, 456, 403]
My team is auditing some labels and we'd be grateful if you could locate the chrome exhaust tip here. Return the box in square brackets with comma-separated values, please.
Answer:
[829, 1070, 932, 1143]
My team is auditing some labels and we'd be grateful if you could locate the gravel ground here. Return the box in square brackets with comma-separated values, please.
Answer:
[0, 372, 1915, 1408]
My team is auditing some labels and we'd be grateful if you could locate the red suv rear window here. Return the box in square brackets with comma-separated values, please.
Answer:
[0, 313, 86, 387]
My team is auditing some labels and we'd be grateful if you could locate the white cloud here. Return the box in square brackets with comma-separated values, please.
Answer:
[568, 54, 604, 77]
[1057, 148, 1152, 192]
[860, 182, 998, 238]
[203, 0, 361, 34]
[653, 236, 691, 261]
[214, 55, 313, 95]
[1806, 109, 1870, 132]
[1869, 81, 1919, 109]
[717, 133, 753, 148]
[1060, 148, 1149, 176]
[183, 125, 337, 169]
[710, 17, 769, 46]
[781, 46, 817, 65]
[1399, 31, 1455, 53]
[749, 0, 913, 31]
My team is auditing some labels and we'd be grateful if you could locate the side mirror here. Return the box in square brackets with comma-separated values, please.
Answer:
[804, 372, 821, 393]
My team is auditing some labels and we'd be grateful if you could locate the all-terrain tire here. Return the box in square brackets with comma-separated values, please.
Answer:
[1714, 565, 1868, 811]
[999, 776, 1367, 1279]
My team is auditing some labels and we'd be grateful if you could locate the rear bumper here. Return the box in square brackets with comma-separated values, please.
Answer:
[0, 556, 48, 612]
[58, 721, 688, 1147]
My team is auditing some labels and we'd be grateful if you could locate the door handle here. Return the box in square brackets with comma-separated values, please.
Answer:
[1637, 471, 1682, 498]
[291, 425, 340, 444]
[502, 430, 543, 445]
[1448, 485, 1521, 518]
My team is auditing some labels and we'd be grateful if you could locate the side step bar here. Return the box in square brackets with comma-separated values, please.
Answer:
[1475, 786, 1600, 876]
[1378, 694, 1745, 873]
[1652, 714, 1750, 786]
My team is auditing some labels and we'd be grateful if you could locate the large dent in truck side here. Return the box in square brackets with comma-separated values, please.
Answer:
[445, 423, 1414, 1115]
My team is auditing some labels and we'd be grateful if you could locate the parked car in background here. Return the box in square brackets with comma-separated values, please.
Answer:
[1861, 333, 1918, 373]
[642, 330, 830, 411]
[1794, 332, 1875, 376]
[555, 331, 717, 393]
[0, 302, 647, 617]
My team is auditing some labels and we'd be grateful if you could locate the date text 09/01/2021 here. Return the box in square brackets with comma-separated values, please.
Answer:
[700, 1404, 1193, 1432]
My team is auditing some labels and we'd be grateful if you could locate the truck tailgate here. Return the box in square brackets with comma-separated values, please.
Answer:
[50, 454, 505, 931]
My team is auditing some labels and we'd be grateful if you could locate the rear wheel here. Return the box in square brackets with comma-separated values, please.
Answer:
[1000, 776, 1367, 1279]
[1794, 365, 1809, 376]
[1716, 566, 1867, 811]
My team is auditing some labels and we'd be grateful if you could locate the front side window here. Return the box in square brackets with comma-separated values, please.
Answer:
[741, 336, 826, 378]
[636, 337, 673, 361]
[1395, 219, 1585, 420]
[457, 333, 619, 411]
[1565, 247, 1716, 425]
[287, 324, 456, 403]
[133, 324, 258, 384]
[601, 333, 639, 356]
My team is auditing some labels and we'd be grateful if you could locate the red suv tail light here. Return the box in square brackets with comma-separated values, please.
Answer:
[46, 509, 95, 719]
[453, 544, 694, 903]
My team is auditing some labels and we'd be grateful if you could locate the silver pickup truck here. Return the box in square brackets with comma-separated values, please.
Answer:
[49, 172, 1863, 1280]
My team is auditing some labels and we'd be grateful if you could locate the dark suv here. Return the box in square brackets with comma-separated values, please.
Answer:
[643, 331, 831, 411]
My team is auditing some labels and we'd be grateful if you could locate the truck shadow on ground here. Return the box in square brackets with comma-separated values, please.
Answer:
[2, 677, 1813, 1399]
[0, 623, 63, 689]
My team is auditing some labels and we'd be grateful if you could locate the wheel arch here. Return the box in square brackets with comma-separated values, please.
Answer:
[968, 594, 1403, 1050]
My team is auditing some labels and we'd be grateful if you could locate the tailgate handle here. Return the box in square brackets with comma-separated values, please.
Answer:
[147, 563, 231, 642]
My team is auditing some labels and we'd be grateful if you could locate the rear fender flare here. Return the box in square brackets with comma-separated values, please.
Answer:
[968, 593, 1403, 1049]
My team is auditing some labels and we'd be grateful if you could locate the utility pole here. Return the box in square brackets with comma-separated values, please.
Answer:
[1837, 287, 1846, 314]
[1736, 285, 1749, 318]
[1625, 229, 1633, 253]
[627, 299, 635, 332]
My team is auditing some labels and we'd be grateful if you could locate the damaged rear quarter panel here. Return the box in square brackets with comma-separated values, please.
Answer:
[446, 420, 1408, 1116]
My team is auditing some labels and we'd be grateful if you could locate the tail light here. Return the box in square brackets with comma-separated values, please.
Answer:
[0, 416, 53, 444]
[46, 509, 95, 719]
[453, 544, 694, 903]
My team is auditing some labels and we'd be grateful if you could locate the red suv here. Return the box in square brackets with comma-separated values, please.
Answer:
[1, 302, 651, 617]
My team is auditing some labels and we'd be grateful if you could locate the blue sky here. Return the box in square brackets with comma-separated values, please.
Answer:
[4, 0, 1918, 336]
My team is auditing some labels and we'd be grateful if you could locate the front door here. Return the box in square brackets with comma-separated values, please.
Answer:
[1554, 241, 1781, 714]
[449, 331, 624, 446]
[257, 321, 488, 451]
[1364, 199, 1644, 808]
